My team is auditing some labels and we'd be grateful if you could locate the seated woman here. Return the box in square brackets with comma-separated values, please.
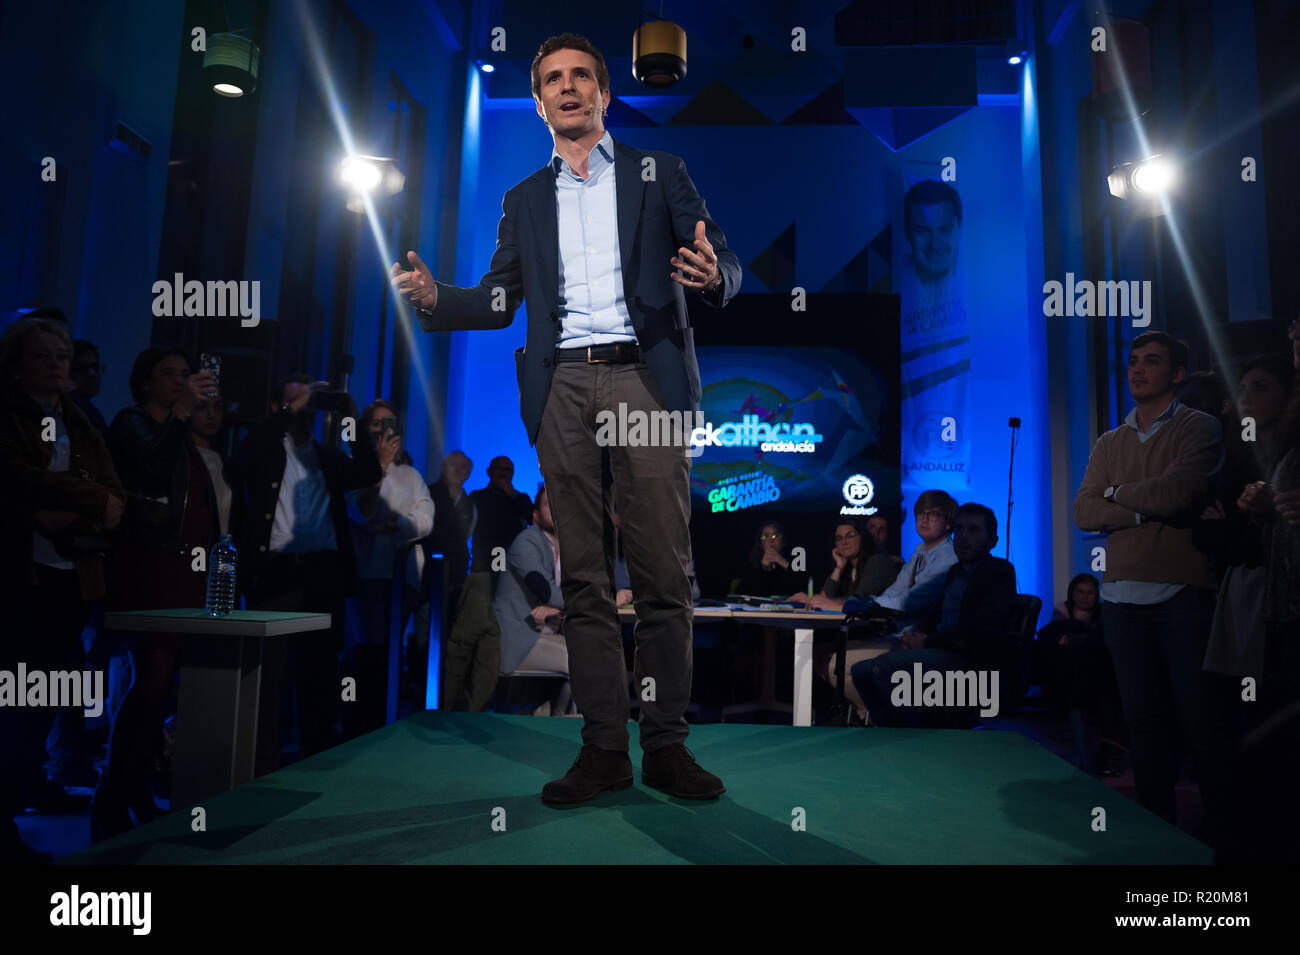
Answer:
[735, 521, 804, 597]
[789, 518, 897, 612]
[786, 519, 897, 724]
[1036, 573, 1125, 773]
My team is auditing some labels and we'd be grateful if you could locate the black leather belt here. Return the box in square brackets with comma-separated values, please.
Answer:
[555, 343, 642, 364]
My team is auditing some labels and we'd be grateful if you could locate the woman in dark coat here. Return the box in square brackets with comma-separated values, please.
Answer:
[92, 347, 220, 840]
[0, 317, 124, 862]
[736, 521, 805, 597]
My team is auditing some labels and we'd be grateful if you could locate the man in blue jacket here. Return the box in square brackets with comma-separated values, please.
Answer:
[392, 33, 740, 803]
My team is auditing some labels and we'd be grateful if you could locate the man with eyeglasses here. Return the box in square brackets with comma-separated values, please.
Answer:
[69, 340, 109, 440]
[825, 491, 960, 721]
[873, 491, 961, 616]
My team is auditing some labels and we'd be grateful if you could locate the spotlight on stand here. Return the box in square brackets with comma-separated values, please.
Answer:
[633, 18, 686, 89]
[339, 155, 405, 212]
[204, 33, 260, 98]
[1108, 155, 1177, 199]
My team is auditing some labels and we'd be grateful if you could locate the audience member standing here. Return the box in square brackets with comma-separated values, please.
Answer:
[1073, 331, 1229, 835]
[43, 336, 116, 788]
[1236, 320, 1300, 716]
[442, 456, 532, 712]
[96, 347, 220, 840]
[230, 375, 380, 773]
[468, 456, 533, 560]
[345, 399, 434, 735]
[189, 393, 236, 535]
[420, 450, 476, 628]
[0, 318, 124, 862]
[69, 339, 110, 440]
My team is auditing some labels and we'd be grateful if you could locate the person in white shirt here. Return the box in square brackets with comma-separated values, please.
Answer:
[190, 394, 233, 534]
[344, 400, 434, 736]
[827, 490, 960, 723]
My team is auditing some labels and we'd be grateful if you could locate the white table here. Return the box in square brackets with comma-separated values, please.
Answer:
[103, 609, 331, 807]
[617, 606, 844, 726]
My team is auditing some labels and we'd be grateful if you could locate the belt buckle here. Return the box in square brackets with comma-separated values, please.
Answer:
[586, 346, 609, 365]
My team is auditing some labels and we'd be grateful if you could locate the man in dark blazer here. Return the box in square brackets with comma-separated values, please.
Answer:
[391, 33, 740, 803]
[851, 503, 1019, 727]
[229, 374, 381, 773]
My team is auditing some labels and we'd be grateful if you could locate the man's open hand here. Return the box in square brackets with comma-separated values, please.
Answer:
[670, 220, 719, 291]
[390, 251, 437, 310]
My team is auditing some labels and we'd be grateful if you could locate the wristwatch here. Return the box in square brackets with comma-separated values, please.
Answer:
[1103, 485, 1117, 503]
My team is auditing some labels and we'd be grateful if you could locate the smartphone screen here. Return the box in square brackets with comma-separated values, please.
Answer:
[199, 352, 221, 384]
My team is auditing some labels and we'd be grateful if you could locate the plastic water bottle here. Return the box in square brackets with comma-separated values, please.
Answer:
[205, 534, 238, 616]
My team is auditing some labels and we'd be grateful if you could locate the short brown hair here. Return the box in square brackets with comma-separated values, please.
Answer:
[1131, 330, 1189, 371]
[914, 489, 958, 528]
[531, 33, 611, 100]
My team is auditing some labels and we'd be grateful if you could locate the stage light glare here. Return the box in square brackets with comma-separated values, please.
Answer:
[1007, 55, 1022, 65]
[212, 82, 244, 97]
[1132, 156, 1175, 194]
[340, 156, 383, 192]
[480, 62, 495, 73]
[1107, 154, 1177, 206]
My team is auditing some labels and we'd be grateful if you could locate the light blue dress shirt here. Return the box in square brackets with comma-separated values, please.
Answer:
[550, 131, 637, 348]
[876, 537, 958, 612]
[1102, 398, 1185, 606]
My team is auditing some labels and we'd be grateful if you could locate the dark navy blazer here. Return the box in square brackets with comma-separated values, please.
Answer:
[416, 136, 742, 446]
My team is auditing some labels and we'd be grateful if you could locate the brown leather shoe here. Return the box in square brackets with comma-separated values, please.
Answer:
[642, 743, 725, 799]
[541, 745, 634, 804]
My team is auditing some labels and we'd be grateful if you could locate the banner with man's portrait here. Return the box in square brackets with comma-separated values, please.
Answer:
[895, 168, 970, 491]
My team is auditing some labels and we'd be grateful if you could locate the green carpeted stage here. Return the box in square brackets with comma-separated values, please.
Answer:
[66, 712, 1210, 865]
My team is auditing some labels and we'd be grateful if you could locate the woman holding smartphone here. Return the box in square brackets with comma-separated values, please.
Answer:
[345, 399, 434, 735]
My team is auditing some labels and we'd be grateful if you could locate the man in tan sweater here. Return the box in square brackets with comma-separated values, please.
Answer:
[1074, 331, 1228, 835]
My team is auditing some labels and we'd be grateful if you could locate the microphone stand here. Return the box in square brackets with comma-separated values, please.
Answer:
[1006, 417, 1020, 561]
